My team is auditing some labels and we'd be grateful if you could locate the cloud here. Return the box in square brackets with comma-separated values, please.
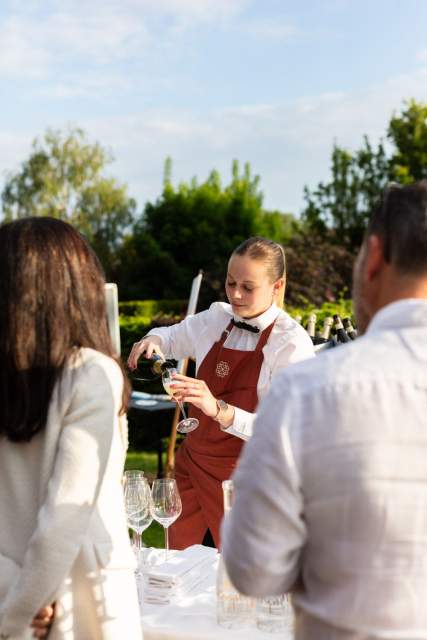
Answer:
[416, 48, 427, 64]
[0, 17, 50, 77]
[82, 65, 427, 214]
[239, 18, 300, 41]
[0, 0, 248, 80]
[2, 64, 427, 216]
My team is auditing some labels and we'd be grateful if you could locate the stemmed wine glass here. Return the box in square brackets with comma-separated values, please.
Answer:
[151, 478, 182, 561]
[124, 477, 153, 559]
[162, 367, 199, 433]
[123, 469, 145, 490]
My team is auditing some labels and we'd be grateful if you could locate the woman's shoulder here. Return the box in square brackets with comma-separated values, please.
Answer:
[67, 348, 124, 390]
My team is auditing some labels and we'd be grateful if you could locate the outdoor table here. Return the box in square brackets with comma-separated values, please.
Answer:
[140, 552, 293, 640]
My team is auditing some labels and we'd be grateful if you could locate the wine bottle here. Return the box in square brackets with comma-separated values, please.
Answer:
[134, 353, 174, 381]
[306, 313, 317, 343]
[333, 314, 350, 343]
[217, 480, 255, 628]
[343, 317, 357, 340]
[314, 316, 333, 345]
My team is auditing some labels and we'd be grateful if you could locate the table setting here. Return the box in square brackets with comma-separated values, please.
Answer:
[123, 472, 294, 639]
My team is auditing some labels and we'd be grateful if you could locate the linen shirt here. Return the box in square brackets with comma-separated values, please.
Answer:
[222, 299, 427, 640]
[148, 301, 314, 440]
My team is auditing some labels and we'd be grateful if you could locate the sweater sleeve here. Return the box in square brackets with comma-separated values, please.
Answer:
[0, 356, 123, 638]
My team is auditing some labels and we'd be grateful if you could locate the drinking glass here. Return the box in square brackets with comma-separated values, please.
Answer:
[256, 594, 294, 633]
[123, 469, 145, 490]
[151, 478, 182, 560]
[162, 367, 199, 433]
[124, 477, 153, 555]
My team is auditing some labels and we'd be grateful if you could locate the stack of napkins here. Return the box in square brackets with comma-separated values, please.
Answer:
[141, 544, 217, 604]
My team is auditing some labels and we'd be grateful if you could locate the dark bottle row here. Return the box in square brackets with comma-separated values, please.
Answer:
[295, 313, 357, 348]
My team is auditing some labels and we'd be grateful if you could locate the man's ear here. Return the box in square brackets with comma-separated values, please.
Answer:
[364, 234, 385, 283]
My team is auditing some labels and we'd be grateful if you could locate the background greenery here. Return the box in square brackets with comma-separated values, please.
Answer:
[3, 100, 427, 310]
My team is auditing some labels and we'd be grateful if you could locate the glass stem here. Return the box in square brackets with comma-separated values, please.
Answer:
[134, 531, 142, 576]
[134, 530, 142, 549]
[177, 399, 187, 420]
[164, 526, 169, 561]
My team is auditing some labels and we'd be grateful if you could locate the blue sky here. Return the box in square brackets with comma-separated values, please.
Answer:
[1, 0, 427, 215]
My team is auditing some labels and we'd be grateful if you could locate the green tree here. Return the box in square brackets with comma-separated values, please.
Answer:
[302, 100, 427, 252]
[1, 127, 136, 273]
[117, 160, 298, 304]
[388, 99, 427, 183]
[302, 137, 390, 250]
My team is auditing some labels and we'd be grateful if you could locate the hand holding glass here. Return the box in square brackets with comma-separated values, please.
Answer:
[151, 478, 182, 560]
[162, 367, 199, 433]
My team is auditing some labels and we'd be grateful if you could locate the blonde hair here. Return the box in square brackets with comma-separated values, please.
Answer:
[233, 236, 286, 308]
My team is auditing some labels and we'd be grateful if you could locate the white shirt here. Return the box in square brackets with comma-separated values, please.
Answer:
[148, 301, 314, 440]
[222, 299, 427, 640]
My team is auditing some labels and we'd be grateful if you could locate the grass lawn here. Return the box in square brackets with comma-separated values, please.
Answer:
[125, 450, 165, 548]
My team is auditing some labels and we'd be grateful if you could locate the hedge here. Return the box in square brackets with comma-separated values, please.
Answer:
[119, 298, 355, 358]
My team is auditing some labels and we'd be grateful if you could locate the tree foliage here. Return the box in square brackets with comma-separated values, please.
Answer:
[117, 160, 298, 305]
[1, 127, 136, 273]
[388, 99, 427, 183]
[302, 137, 390, 250]
[302, 100, 427, 252]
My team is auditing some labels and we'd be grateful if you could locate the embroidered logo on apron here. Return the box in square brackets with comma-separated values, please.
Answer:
[215, 361, 230, 378]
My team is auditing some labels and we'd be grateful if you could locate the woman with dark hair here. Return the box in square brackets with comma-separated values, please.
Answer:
[0, 218, 142, 639]
[128, 236, 314, 550]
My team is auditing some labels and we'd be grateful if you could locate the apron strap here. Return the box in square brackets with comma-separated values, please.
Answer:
[219, 320, 234, 344]
[255, 320, 276, 352]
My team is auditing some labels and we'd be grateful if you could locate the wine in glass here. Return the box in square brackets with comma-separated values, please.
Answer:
[162, 367, 199, 434]
[151, 478, 182, 561]
[124, 477, 153, 559]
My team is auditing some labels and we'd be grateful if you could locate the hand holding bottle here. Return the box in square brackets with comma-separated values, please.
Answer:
[128, 335, 165, 370]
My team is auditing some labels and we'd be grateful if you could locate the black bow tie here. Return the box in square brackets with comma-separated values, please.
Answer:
[232, 319, 260, 334]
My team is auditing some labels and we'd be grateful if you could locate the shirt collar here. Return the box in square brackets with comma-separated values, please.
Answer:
[367, 298, 427, 335]
[231, 303, 280, 332]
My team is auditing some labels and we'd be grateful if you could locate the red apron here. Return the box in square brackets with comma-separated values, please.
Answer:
[169, 319, 275, 550]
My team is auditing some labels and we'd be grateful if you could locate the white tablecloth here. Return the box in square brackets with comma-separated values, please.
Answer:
[140, 552, 293, 640]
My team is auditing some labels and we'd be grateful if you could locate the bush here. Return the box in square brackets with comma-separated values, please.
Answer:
[119, 299, 186, 317]
[119, 300, 186, 358]
[287, 297, 354, 329]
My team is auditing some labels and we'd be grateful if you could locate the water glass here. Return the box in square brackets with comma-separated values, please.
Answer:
[256, 594, 294, 634]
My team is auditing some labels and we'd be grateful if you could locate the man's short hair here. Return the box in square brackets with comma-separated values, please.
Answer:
[368, 180, 427, 275]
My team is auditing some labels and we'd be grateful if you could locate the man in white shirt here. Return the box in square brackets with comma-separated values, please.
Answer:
[222, 180, 427, 639]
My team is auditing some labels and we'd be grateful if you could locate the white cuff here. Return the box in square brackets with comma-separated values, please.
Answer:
[221, 407, 255, 442]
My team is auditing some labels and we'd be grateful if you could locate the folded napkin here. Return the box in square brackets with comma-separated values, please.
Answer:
[141, 545, 217, 605]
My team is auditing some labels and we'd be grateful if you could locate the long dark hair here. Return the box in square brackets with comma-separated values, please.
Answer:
[0, 217, 130, 442]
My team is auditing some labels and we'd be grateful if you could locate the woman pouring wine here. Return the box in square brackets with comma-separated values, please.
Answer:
[128, 237, 314, 550]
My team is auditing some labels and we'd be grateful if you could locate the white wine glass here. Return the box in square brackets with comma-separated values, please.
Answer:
[162, 367, 199, 434]
[123, 469, 145, 490]
[124, 477, 153, 559]
[151, 478, 182, 561]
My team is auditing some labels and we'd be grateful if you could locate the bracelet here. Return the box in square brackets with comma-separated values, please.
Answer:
[213, 400, 221, 421]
